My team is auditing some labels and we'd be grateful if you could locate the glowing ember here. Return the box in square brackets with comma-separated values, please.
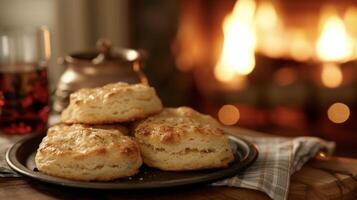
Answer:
[316, 15, 353, 62]
[327, 102, 350, 123]
[218, 104, 240, 125]
[214, 0, 256, 82]
[321, 63, 343, 88]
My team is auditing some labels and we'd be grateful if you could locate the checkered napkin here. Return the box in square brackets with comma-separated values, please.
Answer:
[213, 136, 335, 200]
[0, 135, 21, 177]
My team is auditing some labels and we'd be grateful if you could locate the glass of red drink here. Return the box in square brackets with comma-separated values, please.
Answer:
[0, 27, 50, 134]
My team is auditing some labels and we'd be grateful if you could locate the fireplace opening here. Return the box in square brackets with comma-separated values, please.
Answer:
[169, 0, 357, 156]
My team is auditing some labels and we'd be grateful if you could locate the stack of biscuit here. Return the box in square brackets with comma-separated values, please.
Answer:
[35, 82, 234, 181]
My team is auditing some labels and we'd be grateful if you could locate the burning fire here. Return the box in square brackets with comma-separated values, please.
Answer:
[204, 0, 357, 88]
[255, 1, 278, 31]
[289, 30, 313, 61]
[255, 1, 285, 58]
[316, 14, 352, 88]
[214, 0, 256, 82]
[316, 15, 353, 62]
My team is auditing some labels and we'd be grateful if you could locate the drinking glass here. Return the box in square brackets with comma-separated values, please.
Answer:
[0, 26, 50, 134]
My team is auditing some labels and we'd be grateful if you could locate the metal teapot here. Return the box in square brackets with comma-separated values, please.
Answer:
[53, 39, 147, 113]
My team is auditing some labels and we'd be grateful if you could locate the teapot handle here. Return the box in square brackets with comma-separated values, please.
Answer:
[133, 60, 148, 85]
[132, 49, 149, 85]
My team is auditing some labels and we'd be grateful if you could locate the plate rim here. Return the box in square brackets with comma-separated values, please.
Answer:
[6, 133, 258, 190]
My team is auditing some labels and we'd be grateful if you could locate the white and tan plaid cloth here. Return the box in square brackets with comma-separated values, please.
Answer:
[0, 135, 21, 177]
[213, 136, 335, 200]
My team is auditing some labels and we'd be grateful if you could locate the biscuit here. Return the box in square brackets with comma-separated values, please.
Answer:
[61, 82, 163, 124]
[35, 124, 142, 181]
[134, 107, 234, 171]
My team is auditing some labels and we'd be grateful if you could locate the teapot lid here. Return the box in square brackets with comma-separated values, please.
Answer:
[63, 39, 145, 65]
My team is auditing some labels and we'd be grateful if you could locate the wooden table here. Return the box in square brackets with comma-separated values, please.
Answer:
[1, 127, 357, 200]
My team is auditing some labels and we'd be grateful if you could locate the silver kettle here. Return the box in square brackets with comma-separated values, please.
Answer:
[53, 39, 147, 113]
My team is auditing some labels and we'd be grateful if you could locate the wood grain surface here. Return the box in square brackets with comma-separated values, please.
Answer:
[0, 127, 356, 200]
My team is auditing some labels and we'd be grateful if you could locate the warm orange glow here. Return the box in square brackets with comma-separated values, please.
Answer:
[255, 1, 285, 58]
[172, 1, 205, 72]
[316, 15, 353, 62]
[290, 31, 313, 61]
[274, 67, 297, 86]
[255, 1, 278, 31]
[218, 105, 240, 125]
[220, 75, 248, 91]
[327, 102, 350, 123]
[214, 64, 237, 82]
[214, 0, 256, 82]
[321, 63, 343, 88]
[344, 7, 357, 36]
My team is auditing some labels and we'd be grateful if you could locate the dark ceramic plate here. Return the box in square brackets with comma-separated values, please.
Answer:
[6, 134, 258, 190]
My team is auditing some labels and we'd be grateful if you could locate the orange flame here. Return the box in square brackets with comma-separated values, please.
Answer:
[255, 1, 285, 58]
[214, 0, 256, 82]
[289, 30, 313, 61]
[316, 13, 351, 88]
[316, 15, 353, 62]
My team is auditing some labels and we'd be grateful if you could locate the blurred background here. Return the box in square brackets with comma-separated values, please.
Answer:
[1, 0, 356, 157]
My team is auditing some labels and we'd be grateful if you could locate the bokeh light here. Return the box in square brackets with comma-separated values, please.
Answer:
[327, 102, 350, 123]
[218, 104, 240, 125]
[321, 63, 343, 88]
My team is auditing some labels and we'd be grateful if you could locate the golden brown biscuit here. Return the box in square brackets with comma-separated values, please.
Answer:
[61, 82, 163, 124]
[134, 107, 234, 171]
[35, 124, 142, 181]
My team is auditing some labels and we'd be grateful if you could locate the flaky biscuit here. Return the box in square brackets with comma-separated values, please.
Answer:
[61, 82, 163, 124]
[134, 107, 234, 171]
[35, 124, 142, 181]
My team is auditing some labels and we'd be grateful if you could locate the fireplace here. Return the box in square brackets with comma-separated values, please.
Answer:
[171, 0, 357, 154]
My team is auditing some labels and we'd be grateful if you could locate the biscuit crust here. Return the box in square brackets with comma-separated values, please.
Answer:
[35, 124, 142, 181]
[134, 107, 234, 171]
[61, 82, 163, 124]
